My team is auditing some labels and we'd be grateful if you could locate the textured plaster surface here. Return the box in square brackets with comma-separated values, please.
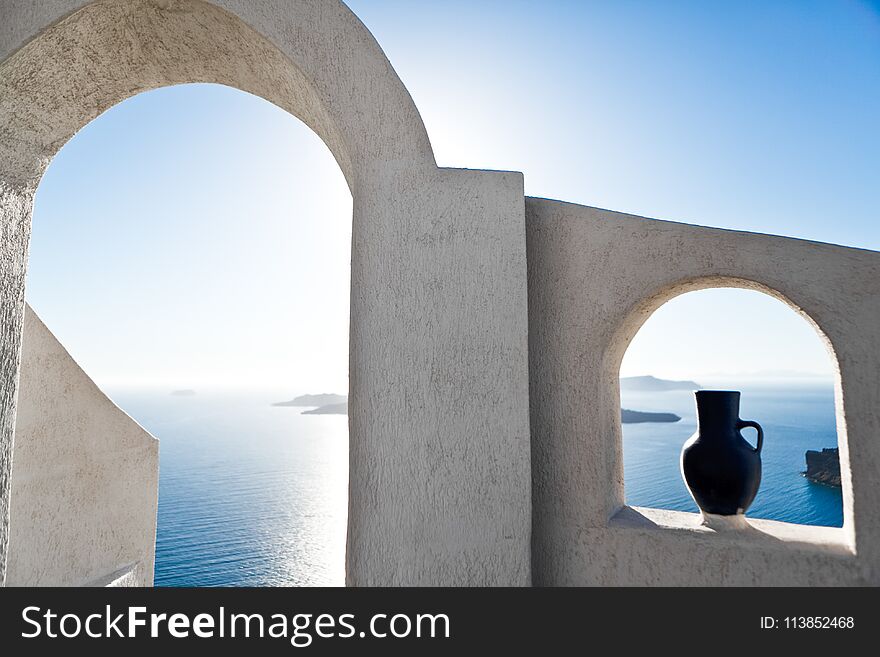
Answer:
[346, 167, 531, 585]
[526, 198, 880, 585]
[5, 0, 874, 589]
[0, 0, 532, 586]
[7, 307, 158, 586]
[0, 183, 33, 589]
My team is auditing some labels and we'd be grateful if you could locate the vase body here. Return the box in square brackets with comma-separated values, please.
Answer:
[680, 390, 763, 516]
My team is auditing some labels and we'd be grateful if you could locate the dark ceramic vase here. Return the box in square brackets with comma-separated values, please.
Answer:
[680, 390, 763, 516]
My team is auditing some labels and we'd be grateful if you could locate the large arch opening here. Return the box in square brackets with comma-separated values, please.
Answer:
[616, 281, 847, 529]
[11, 82, 353, 586]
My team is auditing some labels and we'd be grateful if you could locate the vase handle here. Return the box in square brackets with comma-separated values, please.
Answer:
[737, 419, 763, 454]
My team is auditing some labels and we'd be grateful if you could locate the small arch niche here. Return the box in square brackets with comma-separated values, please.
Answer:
[619, 288, 843, 527]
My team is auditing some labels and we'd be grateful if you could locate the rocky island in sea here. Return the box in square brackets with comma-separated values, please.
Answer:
[620, 375, 701, 392]
[272, 393, 348, 415]
[618, 375, 693, 422]
[302, 402, 347, 415]
[804, 447, 841, 487]
[272, 393, 346, 408]
[170, 389, 196, 396]
[621, 409, 680, 423]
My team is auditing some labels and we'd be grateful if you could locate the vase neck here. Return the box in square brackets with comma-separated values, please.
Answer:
[695, 391, 741, 434]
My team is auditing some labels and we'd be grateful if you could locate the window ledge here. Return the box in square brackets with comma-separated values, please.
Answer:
[609, 505, 854, 557]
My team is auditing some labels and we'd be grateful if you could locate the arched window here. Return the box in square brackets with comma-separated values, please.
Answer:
[620, 288, 842, 527]
[12, 83, 351, 586]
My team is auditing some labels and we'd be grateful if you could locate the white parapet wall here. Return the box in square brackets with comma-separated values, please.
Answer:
[6, 306, 158, 587]
[526, 198, 880, 585]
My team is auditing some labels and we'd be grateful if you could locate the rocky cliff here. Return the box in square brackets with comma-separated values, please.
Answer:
[804, 447, 841, 487]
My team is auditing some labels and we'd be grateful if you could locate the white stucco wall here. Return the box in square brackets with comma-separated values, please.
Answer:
[0, 0, 532, 586]
[526, 198, 880, 585]
[7, 306, 158, 586]
[2, 0, 875, 588]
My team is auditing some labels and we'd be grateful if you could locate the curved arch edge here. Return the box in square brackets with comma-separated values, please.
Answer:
[0, 0, 437, 190]
[608, 274, 841, 390]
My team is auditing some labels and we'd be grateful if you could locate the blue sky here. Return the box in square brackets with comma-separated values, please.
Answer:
[26, 1, 878, 388]
[30, 86, 352, 390]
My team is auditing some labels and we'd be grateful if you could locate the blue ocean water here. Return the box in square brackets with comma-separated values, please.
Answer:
[110, 388, 348, 587]
[109, 381, 842, 586]
[622, 381, 843, 527]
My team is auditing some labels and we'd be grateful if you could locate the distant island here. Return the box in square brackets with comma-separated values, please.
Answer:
[804, 447, 841, 487]
[272, 393, 348, 415]
[170, 389, 196, 396]
[272, 393, 347, 407]
[620, 375, 700, 392]
[621, 409, 680, 424]
[302, 402, 348, 415]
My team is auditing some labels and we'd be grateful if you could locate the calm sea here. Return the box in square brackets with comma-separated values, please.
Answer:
[110, 381, 841, 587]
[110, 387, 349, 587]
